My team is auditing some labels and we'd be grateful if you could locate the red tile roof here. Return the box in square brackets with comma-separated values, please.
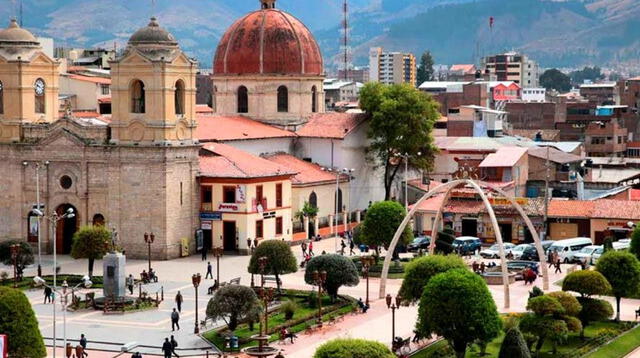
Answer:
[196, 114, 296, 142]
[67, 74, 111, 85]
[547, 200, 595, 218]
[407, 179, 443, 193]
[262, 153, 347, 186]
[199, 143, 296, 179]
[58, 111, 101, 118]
[592, 200, 640, 220]
[450, 64, 475, 74]
[631, 189, 640, 201]
[296, 112, 368, 139]
[527, 147, 583, 164]
[412, 194, 446, 212]
[98, 96, 111, 104]
[479, 147, 527, 167]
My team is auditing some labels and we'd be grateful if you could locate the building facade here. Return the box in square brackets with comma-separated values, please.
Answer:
[481, 52, 539, 88]
[368, 47, 416, 86]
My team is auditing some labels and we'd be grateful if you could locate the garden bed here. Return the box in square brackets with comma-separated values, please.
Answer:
[0, 274, 104, 290]
[202, 289, 356, 350]
[350, 256, 409, 278]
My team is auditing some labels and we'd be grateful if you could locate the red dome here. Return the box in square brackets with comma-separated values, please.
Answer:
[213, 8, 323, 76]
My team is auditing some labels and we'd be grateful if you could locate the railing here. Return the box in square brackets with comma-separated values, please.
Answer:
[292, 221, 305, 233]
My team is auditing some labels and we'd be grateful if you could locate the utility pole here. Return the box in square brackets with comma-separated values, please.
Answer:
[542, 145, 550, 240]
[341, 0, 349, 81]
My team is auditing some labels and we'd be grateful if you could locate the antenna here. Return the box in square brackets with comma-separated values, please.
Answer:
[341, 0, 350, 81]
[151, 0, 157, 17]
[19, 0, 22, 26]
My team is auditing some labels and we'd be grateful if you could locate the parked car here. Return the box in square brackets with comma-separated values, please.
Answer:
[548, 237, 593, 263]
[520, 241, 555, 261]
[480, 243, 516, 259]
[510, 244, 532, 260]
[452, 236, 482, 254]
[407, 236, 431, 252]
[572, 245, 601, 264]
[592, 241, 630, 264]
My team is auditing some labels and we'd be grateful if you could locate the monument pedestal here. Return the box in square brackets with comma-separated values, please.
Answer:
[103, 252, 126, 298]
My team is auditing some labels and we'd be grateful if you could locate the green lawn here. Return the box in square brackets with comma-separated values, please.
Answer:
[586, 324, 640, 358]
[412, 321, 633, 358]
[0, 274, 104, 290]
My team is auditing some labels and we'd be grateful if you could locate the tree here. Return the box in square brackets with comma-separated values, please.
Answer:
[206, 285, 261, 332]
[499, 327, 531, 358]
[417, 269, 501, 358]
[596, 250, 640, 321]
[304, 254, 359, 300]
[359, 201, 413, 255]
[416, 51, 435, 85]
[562, 270, 613, 338]
[520, 294, 582, 355]
[569, 66, 604, 85]
[360, 82, 439, 200]
[0, 287, 46, 357]
[313, 338, 395, 358]
[248, 240, 297, 291]
[399, 254, 466, 303]
[70, 225, 111, 277]
[294, 201, 319, 223]
[0, 241, 34, 281]
[539, 69, 571, 92]
[630, 224, 640, 260]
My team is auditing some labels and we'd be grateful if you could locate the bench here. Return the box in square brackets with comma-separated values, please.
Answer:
[229, 277, 241, 285]
[120, 342, 139, 352]
[263, 276, 282, 286]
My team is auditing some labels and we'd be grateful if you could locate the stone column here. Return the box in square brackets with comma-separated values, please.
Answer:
[314, 219, 319, 238]
[329, 215, 334, 236]
[356, 210, 361, 223]
[343, 212, 348, 232]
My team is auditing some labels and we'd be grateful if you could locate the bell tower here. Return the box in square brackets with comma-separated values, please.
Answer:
[110, 17, 198, 144]
[0, 18, 59, 142]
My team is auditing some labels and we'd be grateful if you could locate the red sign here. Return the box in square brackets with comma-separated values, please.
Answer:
[0, 335, 6, 358]
[218, 203, 239, 212]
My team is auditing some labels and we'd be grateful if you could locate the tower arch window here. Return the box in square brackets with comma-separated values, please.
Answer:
[311, 85, 317, 113]
[277, 85, 288, 113]
[0, 81, 3, 114]
[130, 79, 146, 113]
[237, 86, 248, 113]
[175, 79, 185, 115]
[309, 191, 318, 209]
[34, 78, 45, 114]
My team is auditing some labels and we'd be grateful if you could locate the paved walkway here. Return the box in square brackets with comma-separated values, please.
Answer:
[5, 238, 640, 357]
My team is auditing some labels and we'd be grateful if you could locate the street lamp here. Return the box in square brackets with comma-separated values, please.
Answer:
[360, 256, 375, 305]
[34, 275, 91, 355]
[192, 273, 201, 334]
[259, 287, 275, 341]
[144, 232, 155, 273]
[323, 167, 355, 253]
[386, 294, 402, 349]
[23, 160, 49, 277]
[312, 270, 327, 327]
[33, 206, 74, 358]
[10, 244, 20, 288]
[394, 152, 421, 211]
[212, 247, 223, 284]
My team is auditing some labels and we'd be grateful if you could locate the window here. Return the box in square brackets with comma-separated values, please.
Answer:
[92, 214, 105, 226]
[0, 80, 3, 114]
[256, 220, 263, 238]
[618, 136, 623, 144]
[311, 85, 317, 113]
[34, 78, 45, 114]
[100, 84, 110, 95]
[175, 80, 185, 115]
[309, 192, 318, 208]
[275, 217, 283, 235]
[256, 185, 263, 203]
[335, 188, 343, 213]
[237, 86, 248, 113]
[277, 86, 288, 112]
[130, 79, 145, 113]
[276, 183, 283, 207]
[202, 186, 212, 203]
[591, 137, 605, 145]
[60, 175, 73, 189]
[223, 186, 236, 203]
[27, 211, 39, 242]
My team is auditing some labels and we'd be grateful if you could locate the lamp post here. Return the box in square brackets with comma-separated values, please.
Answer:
[395, 152, 421, 211]
[192, 273, 201, 334]
[144, 232, 155, 273]
[386, 294, 402, 349]
[323, 167, 355, 253]
[259, 287, 275, 341]
[212, 247, 223, 284]
[312, 270, 327, 327]
[34, 275, 91, 356]
[360, 255, 374, 305]
[23, 160, 49, 277]
[10, 244, 20, 288]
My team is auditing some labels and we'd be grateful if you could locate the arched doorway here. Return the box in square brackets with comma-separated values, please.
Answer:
[56, 204, 78, 254]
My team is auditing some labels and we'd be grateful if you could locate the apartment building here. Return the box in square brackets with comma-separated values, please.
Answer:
[369, 47, 416, 86]
[481, 52, 539, 88]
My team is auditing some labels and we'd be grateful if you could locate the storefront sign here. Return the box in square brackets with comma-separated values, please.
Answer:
[489, 197, 529, 206]
[607, 221, 630, 228]
[0, 334, 6, 358]
[200, 212, 222, 220]
[218, 204, 240, 212]
[201, 221, 212, 230]
[263, 211, 276, 219]
[235, 185, 246, 203]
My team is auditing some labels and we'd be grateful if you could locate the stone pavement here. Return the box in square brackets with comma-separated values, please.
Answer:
[5, 238, 640, 357]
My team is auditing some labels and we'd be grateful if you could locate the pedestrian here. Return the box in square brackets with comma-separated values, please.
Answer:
[309, 241, 314, 256]
[131, 352, 143, 358]
[555, 259, 562, 274]
[247, 238, 252, 251]
[170, 335, 179, 357]
[548, 251, 556, 268]
[254, 238, 259, 249]
[126, 274, 135, 295]
[340, 239, 346, 255]
[201, 246, 207, 261]
[480, 261, 486, 274]
[349, 240, 355, 255]
[472, 261, 479, 273]
[175, 291, 183, 313]
[206, 261, 213, 279]
[44, 285, 52, 304]
[79, 334, 88, 357]
[171, 308, 180, 331]
[161, 338, 173, 358]
[301, 241, 307, 256]
[275, 351, 285, 358]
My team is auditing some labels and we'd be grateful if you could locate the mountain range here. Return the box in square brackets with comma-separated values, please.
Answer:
[2, 0, 640, 70]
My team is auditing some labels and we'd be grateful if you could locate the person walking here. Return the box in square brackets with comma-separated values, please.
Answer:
[126, 274, 135, 295]
[175, 291, 183, 313]
[201, 246, 207, 261]
[301, 241, 307, 256]
[309, 241, 314, 256]
[349, 239, 355, 255]
[254, 238, 259, 249]
[79, 334, 88, 357]
[554, 259, 562, 274]
[340, 239, 347, 255]
[206, 262, 213, 279]
[247, 238, 252, 252]
[548, 251, 555, 268]
[171, 308, 180, 331]
[44, 285, 52, 304]
[170, 335, 179, 357]
[161, 338, 173, 358]
[131, 352, 143, 358]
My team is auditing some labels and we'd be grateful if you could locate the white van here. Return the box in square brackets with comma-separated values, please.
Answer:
[592, 241, 631, 264]
[548, 237, 593, 263]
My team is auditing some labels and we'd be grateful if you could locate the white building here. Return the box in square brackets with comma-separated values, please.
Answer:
[369, 47, 416, 86]
[521, 88, 546, 102]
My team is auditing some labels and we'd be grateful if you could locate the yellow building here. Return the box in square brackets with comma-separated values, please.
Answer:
[199, 143, 295, 253]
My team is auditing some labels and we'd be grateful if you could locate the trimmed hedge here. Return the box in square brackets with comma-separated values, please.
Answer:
[0, 287, 46, 357]
[313, 338, 395, 358]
